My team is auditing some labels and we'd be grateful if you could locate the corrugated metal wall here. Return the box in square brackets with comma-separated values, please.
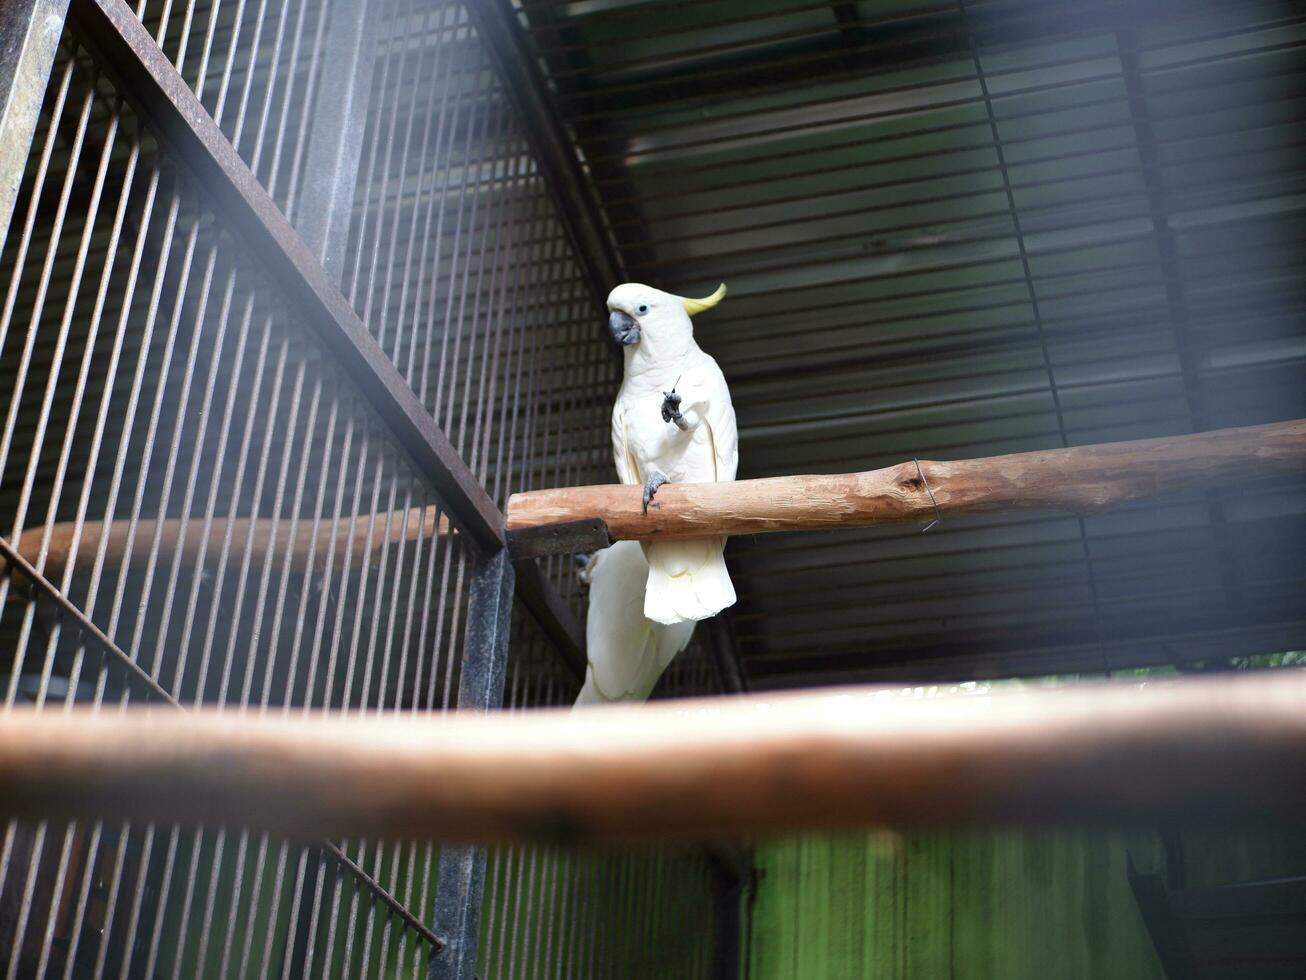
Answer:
[750, 830, 1164, 980]
[515, 0, 1306, 687]
[750, 825, 1306, 980]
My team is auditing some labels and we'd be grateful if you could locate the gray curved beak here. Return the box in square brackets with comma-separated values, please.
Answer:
[608, 310, 640, 346]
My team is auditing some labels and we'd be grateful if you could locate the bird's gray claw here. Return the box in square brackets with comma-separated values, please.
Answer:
[642, 473, 670, 514]
[661, 391, 687, 429]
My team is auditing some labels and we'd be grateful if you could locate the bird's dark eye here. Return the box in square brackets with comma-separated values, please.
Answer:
[637, 304, 648, 314]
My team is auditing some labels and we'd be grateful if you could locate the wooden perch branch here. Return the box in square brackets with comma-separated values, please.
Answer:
[1, 673, 1305, 845]
[4, 507, 452, 592]
[6, 421, 1301, 585]
[507, 419, 1306, 544]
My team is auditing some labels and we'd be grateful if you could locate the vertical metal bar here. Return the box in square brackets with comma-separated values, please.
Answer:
[475, 846, 502, 980]
[636, 852, 664, 980]
[260, 0, 320, 207]
[481, 660, 525, 978]
[581, 852, 602, 980]
[269, 4, 393, 967]
[413, 3, 470, 408]
[455, 90, 516, 467]
[364, 0, 426, 360]
[312, 32, 414, 960]
[430, 56, 492, 424]
[458, 0, 619, 310]
[340, 29, 467, 957]
[552, 848, 576, 980]
[49, 163, 162, 980]
[137, 0, 346, 952]
[234, 365, 331, 977]
[427, 546, 514, 980]
[23, 112, 138, 980]
[340, 0, 401, 311]
[391, 1, 452, 384]
[0, 0, 70, 248]
[294, 0, 378, 280]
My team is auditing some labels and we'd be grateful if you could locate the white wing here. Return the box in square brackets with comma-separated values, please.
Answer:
[677, 352, 737, 482]
[611, 396, 641, 486]
[639, 350, 738, 624]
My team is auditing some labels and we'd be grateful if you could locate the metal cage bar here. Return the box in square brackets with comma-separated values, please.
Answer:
[0, 0, 737, 975]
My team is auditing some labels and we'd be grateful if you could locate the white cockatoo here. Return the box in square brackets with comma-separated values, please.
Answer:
[573, 541, 695, 706]
[606, 282, 738, 625]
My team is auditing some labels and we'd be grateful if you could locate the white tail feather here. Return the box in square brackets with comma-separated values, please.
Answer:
[573, 668, 612, 707]
[574, 541, 695, 708]
[641, 537, 735, 625]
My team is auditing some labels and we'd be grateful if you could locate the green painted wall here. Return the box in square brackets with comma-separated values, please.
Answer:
[747, 832, 1165, 980]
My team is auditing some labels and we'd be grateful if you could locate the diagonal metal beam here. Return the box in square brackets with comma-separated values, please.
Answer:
[1116, 27, 1243, 613]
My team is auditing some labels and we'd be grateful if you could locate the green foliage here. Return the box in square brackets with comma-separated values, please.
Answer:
[1229, 650, 1306, 670]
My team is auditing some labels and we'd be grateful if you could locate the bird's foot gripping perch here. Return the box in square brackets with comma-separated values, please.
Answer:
[642, 472, 670, 514]
[661, 391, 688, 431]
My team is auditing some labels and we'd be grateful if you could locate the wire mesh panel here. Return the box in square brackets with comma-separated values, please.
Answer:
[337, 0, 622, 647]
[0, 23, 477, 976]
[0, 0, 729, 976]
[134, 0, 339, 218]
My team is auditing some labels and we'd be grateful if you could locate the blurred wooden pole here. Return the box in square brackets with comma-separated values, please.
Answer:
[2, 673, 1304, 845]
[507, 419, 1306, 544]
[3, 507, 452, 591]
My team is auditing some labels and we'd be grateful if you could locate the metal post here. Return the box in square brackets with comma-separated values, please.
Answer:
[276, 6, 383, 972]
[704, 612, 751, 976]
[428, 546, 515, 980]
[712, 863, 748, 980]
[293, 0, 381, 281]
[0, 0, 70, 247]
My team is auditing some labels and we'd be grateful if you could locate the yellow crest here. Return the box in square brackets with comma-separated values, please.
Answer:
[680, 283, 727, 317]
